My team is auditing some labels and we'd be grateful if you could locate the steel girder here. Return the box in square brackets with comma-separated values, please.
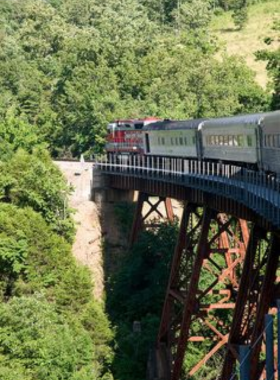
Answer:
[156, 203, 250, 380]
[128, 190, 280, 380]
[129, 192, 174, 247]
[221, 228, 280, 380]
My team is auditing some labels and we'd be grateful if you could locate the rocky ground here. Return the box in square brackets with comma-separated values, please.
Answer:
[55, 160, 104, 299]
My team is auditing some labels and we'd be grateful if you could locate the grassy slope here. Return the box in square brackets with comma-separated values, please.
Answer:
[211, 0, 280, 88]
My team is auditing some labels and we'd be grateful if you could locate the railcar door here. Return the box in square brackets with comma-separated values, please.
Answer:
[197, 122, 205, 160]
[256, 120, 263, 171]
[145, 133, 150, 153]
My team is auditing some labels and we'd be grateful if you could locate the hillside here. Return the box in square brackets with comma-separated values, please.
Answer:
[0, 0, 271, 159]
[211, 0, 280, 88]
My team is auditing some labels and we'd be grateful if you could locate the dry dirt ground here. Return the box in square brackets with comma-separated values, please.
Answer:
[55, 160, 104, 299]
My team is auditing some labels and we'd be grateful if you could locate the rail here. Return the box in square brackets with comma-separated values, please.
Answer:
[96, 155, 280, 229]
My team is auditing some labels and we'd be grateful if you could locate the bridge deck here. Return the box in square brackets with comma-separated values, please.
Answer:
[96, 156, 280, 231]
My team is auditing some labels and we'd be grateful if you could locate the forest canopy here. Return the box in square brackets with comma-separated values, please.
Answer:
[0, 0, 278, 379]
[0, 73, 114, 380]
[0, 0, 274, 157]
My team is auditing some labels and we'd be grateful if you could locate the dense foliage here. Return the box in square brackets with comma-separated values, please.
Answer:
[0, 121, 114, 379]
[106, 219, 178, 380]
[0, 117, 74, 240]
[0, 0, 271, 157]
[0, 296, 94, 380]
[256, 20, 280, 110]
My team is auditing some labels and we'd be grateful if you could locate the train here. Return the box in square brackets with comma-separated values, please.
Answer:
[105, 111, 280, 175]
[106, 117, 161, 156]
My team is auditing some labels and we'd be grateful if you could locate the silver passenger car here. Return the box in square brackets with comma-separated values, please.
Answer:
[200, 114, 265, 165]
[260, 110, 280, 174]
[143, 119, 204, 158]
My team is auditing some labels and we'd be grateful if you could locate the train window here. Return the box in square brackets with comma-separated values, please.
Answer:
[134, 123, 144, 130]
[158, 137, 161, 145]
[179, 137, 183, 145]
[171, 137, 174, 145]
[214, 136, 219, 145]
[184, 137, 188, 145]
[219, 136, 223, 145]
[192, 136, 196, 145]
[210, 136, 215, 145]
[175, 137, 178, 145]
[233, 136, 238, 146]
[278, 135, 280, 148]
[161, 137, 165, 145]
[223, 136, 228, 146]
[228, 136, 233, 146]
[247, 136, 253, 147]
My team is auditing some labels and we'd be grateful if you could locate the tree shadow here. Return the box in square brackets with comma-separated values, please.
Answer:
[219, 27, 239, 33]
[97, 199, 178, 380]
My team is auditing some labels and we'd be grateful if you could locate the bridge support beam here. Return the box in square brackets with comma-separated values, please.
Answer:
[221, 228, 280, 380]
[129, 192, 174, 247]
[155, 203, 250, 380]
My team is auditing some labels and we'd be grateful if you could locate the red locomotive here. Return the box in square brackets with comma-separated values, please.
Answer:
[105, 117, 160, 158]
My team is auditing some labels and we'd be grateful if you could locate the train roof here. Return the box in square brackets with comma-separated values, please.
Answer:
[202, 111, 280, 128]
[143, 119, 206, 131]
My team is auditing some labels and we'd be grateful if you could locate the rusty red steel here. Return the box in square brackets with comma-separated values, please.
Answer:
[221, 228, 280, 380]
[129, 192, 174, 247]
[117, 175, 280, 380]
[154, 203, 250, 380]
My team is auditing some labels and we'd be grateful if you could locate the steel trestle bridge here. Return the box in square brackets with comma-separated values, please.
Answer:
[96, 155, 280, 380]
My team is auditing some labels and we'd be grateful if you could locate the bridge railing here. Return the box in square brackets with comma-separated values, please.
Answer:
[96, 155, 280, 228]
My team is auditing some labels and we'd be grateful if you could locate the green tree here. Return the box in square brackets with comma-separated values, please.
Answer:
[0, 295, 96, 380]
[0, 115, 44, 155]
[232, 0, 248, 29]
[0, 204, 74, 298]
[0, 0, 271, 157]
[172, 0, 212, 31]
[136, 34, 268, 119]
[107, 221, 178, 380]
[0, 203, 114, 377]
[256, 21, 280, 110]
[0, 148, 74, 239]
